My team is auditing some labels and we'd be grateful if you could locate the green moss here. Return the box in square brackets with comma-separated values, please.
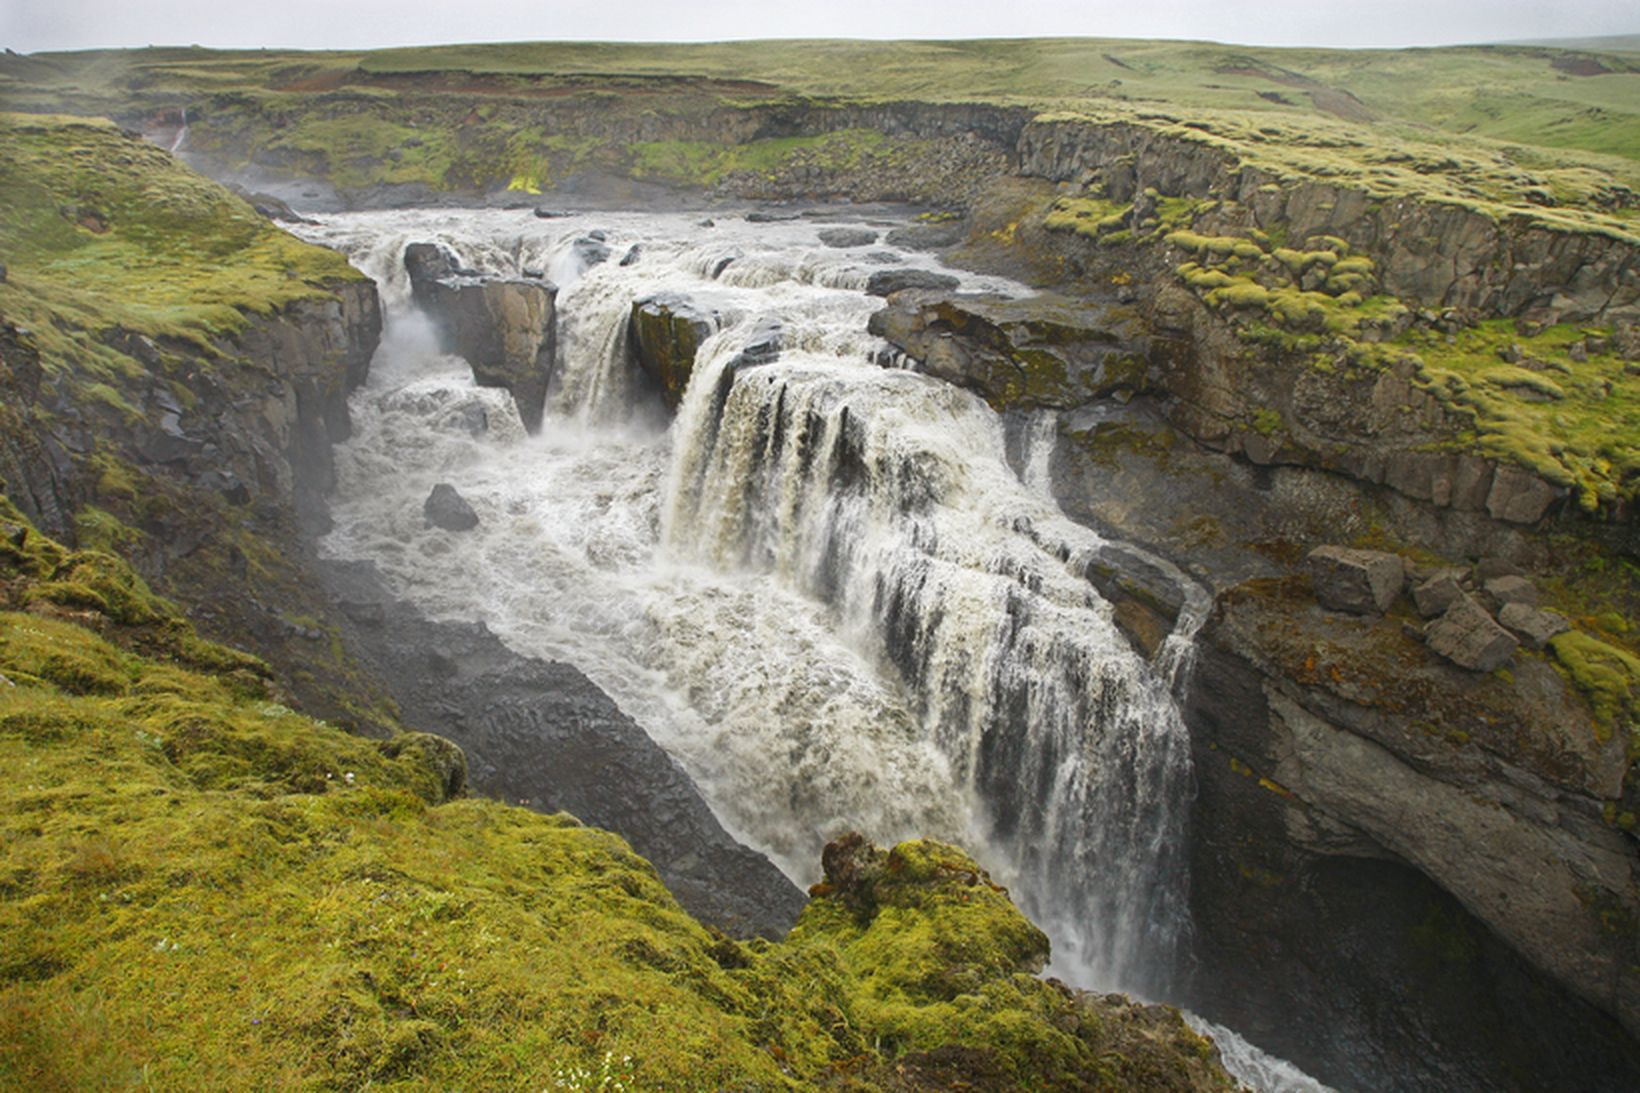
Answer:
[0, 498, 1234, 1089]
[1549, 630, 1640, 747]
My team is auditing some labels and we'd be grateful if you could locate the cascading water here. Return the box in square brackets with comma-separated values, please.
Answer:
[292, 208, 1331, 1091]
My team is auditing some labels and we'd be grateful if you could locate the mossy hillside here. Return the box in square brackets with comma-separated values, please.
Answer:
[5, 39, 1638, 231]
[0, 499, 1232, 1090]
[0, 113, 362, 344]
[24, 37, 1631, 169]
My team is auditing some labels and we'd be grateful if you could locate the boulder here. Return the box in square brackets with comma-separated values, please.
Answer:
[745, 210, 799, 223]
[1484, 575, 1538, 608]
[885, 223, 963, 249]
[1412, 571, 1465, 618]
[866, 269, 961, 296]
[629, 294, 718, 410]
[1425, 595, 1517, 671]
[533, 207, 571, 219]
[424, 483, 479, 531]
[1485, 466, 1560, 524]
[1497, 603, 1570, 650]
[818, 227, 878, 248]
[1307, 546, 1404, 615]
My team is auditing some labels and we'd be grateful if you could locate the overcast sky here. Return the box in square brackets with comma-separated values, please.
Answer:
[2, 0, 1636, 54]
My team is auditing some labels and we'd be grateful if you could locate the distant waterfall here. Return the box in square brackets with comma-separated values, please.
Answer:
[169, 108, 188, 154]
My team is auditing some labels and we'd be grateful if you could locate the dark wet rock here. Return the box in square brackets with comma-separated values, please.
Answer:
[628, 294, 718, 411]
[403, 241, 461, 297]
[1411, 571, 1465, 618]
[865, 250, 900, 264]
[533, 207, 571, 218]
[404, 243, 557, 433]
[620, 244, 642, 266]
[573, 235, 612, 268]
[424, 483, 479, 531]
[317, 559, 805, 939]
[1308, 546, 1404, 615]
[1185, 585, 1640, 1091]
[866, 268, 961, 296]
[818, 227, 878, 248]
[1425, 595, 1517, 671]
[1497, 603, 1570, 650]
[885, 222, 963, 249]
[745, 210, 799, 223]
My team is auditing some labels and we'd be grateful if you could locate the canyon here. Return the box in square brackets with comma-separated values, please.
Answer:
[2, 35, 1640, 1091]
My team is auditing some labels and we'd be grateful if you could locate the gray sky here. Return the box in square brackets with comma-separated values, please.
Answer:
[2, 0, 1636, 54]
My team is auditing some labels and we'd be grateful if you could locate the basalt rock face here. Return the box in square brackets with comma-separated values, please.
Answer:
[0, 322, 77, 540]
[1017, 117, 1640, 323]
[1185, 586, 1640, 1090]
[319, 559, 806, 940]
[406, 248, 557, 433]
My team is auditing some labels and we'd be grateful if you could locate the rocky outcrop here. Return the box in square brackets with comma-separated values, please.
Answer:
[0, 322, 77, 541]
[628, 294, 717, 410]
[870, 292, 1146, 410]
[1018, 117, 1640, 323]
[405, 243, 557, 432]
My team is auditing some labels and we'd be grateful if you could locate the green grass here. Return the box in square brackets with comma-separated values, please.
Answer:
[0, 495, 1233, 1090]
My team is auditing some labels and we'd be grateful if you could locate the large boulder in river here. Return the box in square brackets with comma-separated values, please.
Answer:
[818, 227, 878, 248]
[424, 483, 479, 531]
[629, 294, 718, 410]
[404, 244, 556, 433]
[866, 268, 960, 296]
[1306, 545, 1403, 615]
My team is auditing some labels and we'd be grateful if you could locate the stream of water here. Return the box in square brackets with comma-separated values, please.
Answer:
[292, 208, 1331, 1092]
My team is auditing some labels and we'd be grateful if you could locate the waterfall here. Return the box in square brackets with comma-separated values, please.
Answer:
[297, 207, 1194, 996]
[169, 108, 188, 154]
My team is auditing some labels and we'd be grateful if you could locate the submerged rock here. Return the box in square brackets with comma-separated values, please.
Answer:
[423, 483, 479, 531]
